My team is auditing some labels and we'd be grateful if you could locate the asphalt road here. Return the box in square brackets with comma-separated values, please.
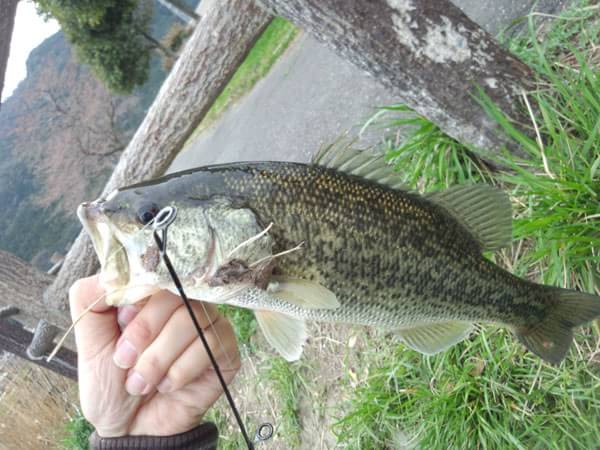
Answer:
[169, 0, 570, 172]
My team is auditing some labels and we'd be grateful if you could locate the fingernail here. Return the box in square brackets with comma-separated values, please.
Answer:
[126, 372, 150, 396]
[117, 306, 138, 328]
[113, 339, 137, 369]
[157, 377, 172, 394]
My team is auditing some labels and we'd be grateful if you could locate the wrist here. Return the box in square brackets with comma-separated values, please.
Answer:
[89, 422, 219, 450]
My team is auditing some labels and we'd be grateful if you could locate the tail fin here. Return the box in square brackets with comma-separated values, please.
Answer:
[515, 289, 600, 365]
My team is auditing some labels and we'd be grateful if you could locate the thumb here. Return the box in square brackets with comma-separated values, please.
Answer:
[69, 275, 119, 359]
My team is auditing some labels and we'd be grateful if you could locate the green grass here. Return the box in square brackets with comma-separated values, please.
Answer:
[203, 358, 303, 449]
[187, 17, 298, 139]
[334, 328, 600, 449]
[61, 411, 94, 450]
[485, 6, 600, 292]
[204, 407, 249, 450]
[366, 104, 493, 190]
[264, 358, 304, 447]
[334, 2, 600, 448]
[218, 305, 257, 351]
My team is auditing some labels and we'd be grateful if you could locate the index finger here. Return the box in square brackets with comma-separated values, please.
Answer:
[69, 274, 111, 319]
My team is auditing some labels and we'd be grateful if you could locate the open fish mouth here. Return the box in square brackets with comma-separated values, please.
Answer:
[77, 201, 130, 296]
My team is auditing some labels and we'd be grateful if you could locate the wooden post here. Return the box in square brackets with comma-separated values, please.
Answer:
[27, 319, 60, 359]
[0, 318, 77, 380]
[256, 0, 534, 157]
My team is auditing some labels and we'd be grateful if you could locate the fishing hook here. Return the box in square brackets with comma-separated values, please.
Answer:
[151, 206, 273, 449]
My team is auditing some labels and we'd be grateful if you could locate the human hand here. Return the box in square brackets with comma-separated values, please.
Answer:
[69, 275, 240, 437]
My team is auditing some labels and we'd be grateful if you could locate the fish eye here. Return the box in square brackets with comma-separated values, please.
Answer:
[137, 204, 160, 225]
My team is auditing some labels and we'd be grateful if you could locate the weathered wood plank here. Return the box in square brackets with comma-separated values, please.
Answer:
[45, 0, 273, 312]
[256, 0, 534, 156]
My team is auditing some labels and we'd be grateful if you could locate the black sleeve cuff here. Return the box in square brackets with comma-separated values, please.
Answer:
[89, 422, 218, 450]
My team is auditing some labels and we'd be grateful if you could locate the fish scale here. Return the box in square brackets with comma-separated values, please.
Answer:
[214, 163, 525, 326]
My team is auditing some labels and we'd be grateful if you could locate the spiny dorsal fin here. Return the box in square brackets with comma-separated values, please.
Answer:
[426, 184, 512, 252]
[396, 321, 474, 355]
[312, 139, 408, 191]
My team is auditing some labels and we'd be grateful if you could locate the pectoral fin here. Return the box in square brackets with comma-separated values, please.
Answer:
[396, 321, 474, 355]
[255, 310, 307, 361]
[270, 276, 339, 309]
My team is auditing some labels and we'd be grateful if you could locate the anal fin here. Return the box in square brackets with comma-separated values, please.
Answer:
[255, 310, 307, 361]
[396, 321, 474, 355]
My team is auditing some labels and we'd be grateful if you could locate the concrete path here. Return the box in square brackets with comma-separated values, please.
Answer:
[169, 0, 570, 172]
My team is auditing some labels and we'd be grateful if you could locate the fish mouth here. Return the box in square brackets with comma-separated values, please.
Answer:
[77, 201, 130, 297]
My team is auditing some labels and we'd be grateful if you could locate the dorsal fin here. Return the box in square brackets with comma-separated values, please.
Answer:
[426, 184, 512, 252]
[312, 140, 408, 191]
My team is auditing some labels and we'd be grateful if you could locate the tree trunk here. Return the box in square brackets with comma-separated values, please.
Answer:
[256, 0, 534, 157]
[44, 0, 273, 312]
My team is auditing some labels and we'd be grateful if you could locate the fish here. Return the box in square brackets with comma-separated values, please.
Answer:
[77, 145, 600, 364]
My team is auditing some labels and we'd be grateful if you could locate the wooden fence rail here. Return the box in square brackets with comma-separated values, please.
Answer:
[0, 318, 77, 380]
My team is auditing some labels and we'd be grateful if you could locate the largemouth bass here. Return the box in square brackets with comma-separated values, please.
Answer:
[78, 146, 600, 364]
